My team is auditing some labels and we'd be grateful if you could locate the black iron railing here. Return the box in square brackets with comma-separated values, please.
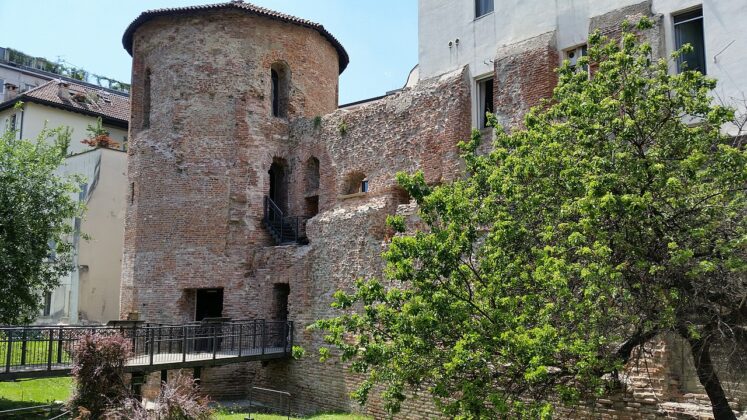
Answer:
[263, 196, 308, 245]
[0, 320, 293, 376]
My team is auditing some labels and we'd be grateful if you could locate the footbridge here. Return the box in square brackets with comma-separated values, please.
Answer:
[0, 320, 293, 381]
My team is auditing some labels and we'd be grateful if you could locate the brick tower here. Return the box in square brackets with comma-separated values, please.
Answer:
[120, 1, 347, 324]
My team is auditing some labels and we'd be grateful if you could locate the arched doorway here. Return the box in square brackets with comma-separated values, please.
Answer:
[268, 158, 288, 213]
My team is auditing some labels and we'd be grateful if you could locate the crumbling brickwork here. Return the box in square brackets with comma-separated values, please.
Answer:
[121, 2, 744, 418]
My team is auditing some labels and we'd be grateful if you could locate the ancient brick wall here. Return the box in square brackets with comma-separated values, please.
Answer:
[122, 2, 745, 419]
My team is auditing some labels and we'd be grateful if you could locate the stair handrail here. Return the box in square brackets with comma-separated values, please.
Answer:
[264, 196, 311, 244]
[265, 196, 285, 223]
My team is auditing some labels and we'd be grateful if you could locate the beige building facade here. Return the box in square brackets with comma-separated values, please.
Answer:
[0, 79, 129, 324]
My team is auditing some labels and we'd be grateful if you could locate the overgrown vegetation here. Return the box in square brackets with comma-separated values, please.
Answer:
[4, 47, 131, 92]
[80, 117, 120, 149]
[0, 112, 81, 324]
[315, 19, 746, 419]
[68, 333, 132, 418]
[67, 333, 213, 419]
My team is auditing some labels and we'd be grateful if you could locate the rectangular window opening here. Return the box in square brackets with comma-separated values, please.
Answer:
[42, 292, 52, 316]
[477, 77, 494, 129]
[674, 7, 706, 74]
[475, 0, 494, 18]
[143, 69, 152, 128]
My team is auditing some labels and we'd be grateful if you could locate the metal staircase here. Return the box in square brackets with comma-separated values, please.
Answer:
[263, 196, 308, 245]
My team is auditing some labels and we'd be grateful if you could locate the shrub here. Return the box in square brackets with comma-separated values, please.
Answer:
[105, 372, 213, 420]
[153, 372, 213, 420]
[67, 333, 132, 419]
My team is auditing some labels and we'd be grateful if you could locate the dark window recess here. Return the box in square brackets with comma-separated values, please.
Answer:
[674, 8, 706, 74]
[270, 63, 290, 118]
[305, 195, 319, 217]
[195, 288, 223, 321]
[143, 68, 152, 128]
[131, 372, 145, 397]
[193, 367, 201, 386]
[477, 77, 494, 129]
[475, 0, 494, 18]
[361, 179, 369, 193]
[271, 69, 280, 117]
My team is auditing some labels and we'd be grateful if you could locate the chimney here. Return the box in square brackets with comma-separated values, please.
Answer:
[57, 81, 71, 100]
[4, 83, 18, 101]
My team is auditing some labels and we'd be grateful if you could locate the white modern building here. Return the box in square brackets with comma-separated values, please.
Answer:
[418, 0, 747, 133]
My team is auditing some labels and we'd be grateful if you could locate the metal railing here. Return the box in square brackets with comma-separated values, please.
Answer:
[263, 196, 308, 245]
[0, 320, 293, 376]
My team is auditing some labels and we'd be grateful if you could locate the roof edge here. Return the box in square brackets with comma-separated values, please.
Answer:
[122, 1, 349, 73]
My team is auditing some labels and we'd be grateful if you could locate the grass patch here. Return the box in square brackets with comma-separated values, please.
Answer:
[215, 410, 370, 420]
[0, 377, 72, 411]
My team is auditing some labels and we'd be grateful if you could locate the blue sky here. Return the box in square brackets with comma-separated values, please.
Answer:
[0, 0, 418, 104]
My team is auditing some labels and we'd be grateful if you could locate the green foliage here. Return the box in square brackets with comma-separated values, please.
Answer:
[313, 115, 323, 128]
[315, 21, 746, 418]
[338, 120, 348, 136]
[292, 345, 306, 359]
[0, 123, 81, 324]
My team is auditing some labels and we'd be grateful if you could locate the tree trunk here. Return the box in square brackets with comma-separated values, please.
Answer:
[685, 332, 736, 420]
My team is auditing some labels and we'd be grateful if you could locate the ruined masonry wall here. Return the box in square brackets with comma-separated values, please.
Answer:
[122, 2, 745, 419]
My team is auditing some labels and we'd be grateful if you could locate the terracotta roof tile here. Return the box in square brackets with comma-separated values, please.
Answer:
[0, 79, 130, 123]
[122, 0, 349, 73]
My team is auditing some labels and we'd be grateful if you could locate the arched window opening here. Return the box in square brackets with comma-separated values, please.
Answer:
[143, 68, 151, 128]
[270, 62, 290, 118]
[306, 157, 320, 193]
[343, 172, 369, 195]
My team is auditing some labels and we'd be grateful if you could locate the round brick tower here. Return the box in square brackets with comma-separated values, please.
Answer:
[120, 1, 348, 324]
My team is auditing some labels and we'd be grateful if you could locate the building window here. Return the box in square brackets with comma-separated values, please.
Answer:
[0, 79, 4, 94]
[476, 77, 494, 129]
[270, 62, 290, 118]
[42, 292, 52, 316]
[475, 0, 494, 18]
[23, 83, 36, 92]
[565, 44, 588, 72]
[674, 7, 706, 74]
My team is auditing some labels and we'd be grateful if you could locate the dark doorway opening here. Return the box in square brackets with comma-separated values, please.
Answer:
[268, 158, 288, 213]
[273, 284, 290, 322]
[195, 288, 223, 321]
[271, 284, 290, 347]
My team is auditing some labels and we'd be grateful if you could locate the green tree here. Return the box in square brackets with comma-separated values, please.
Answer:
[315, 20, 746, 419]
[0, 114, 81, 324]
